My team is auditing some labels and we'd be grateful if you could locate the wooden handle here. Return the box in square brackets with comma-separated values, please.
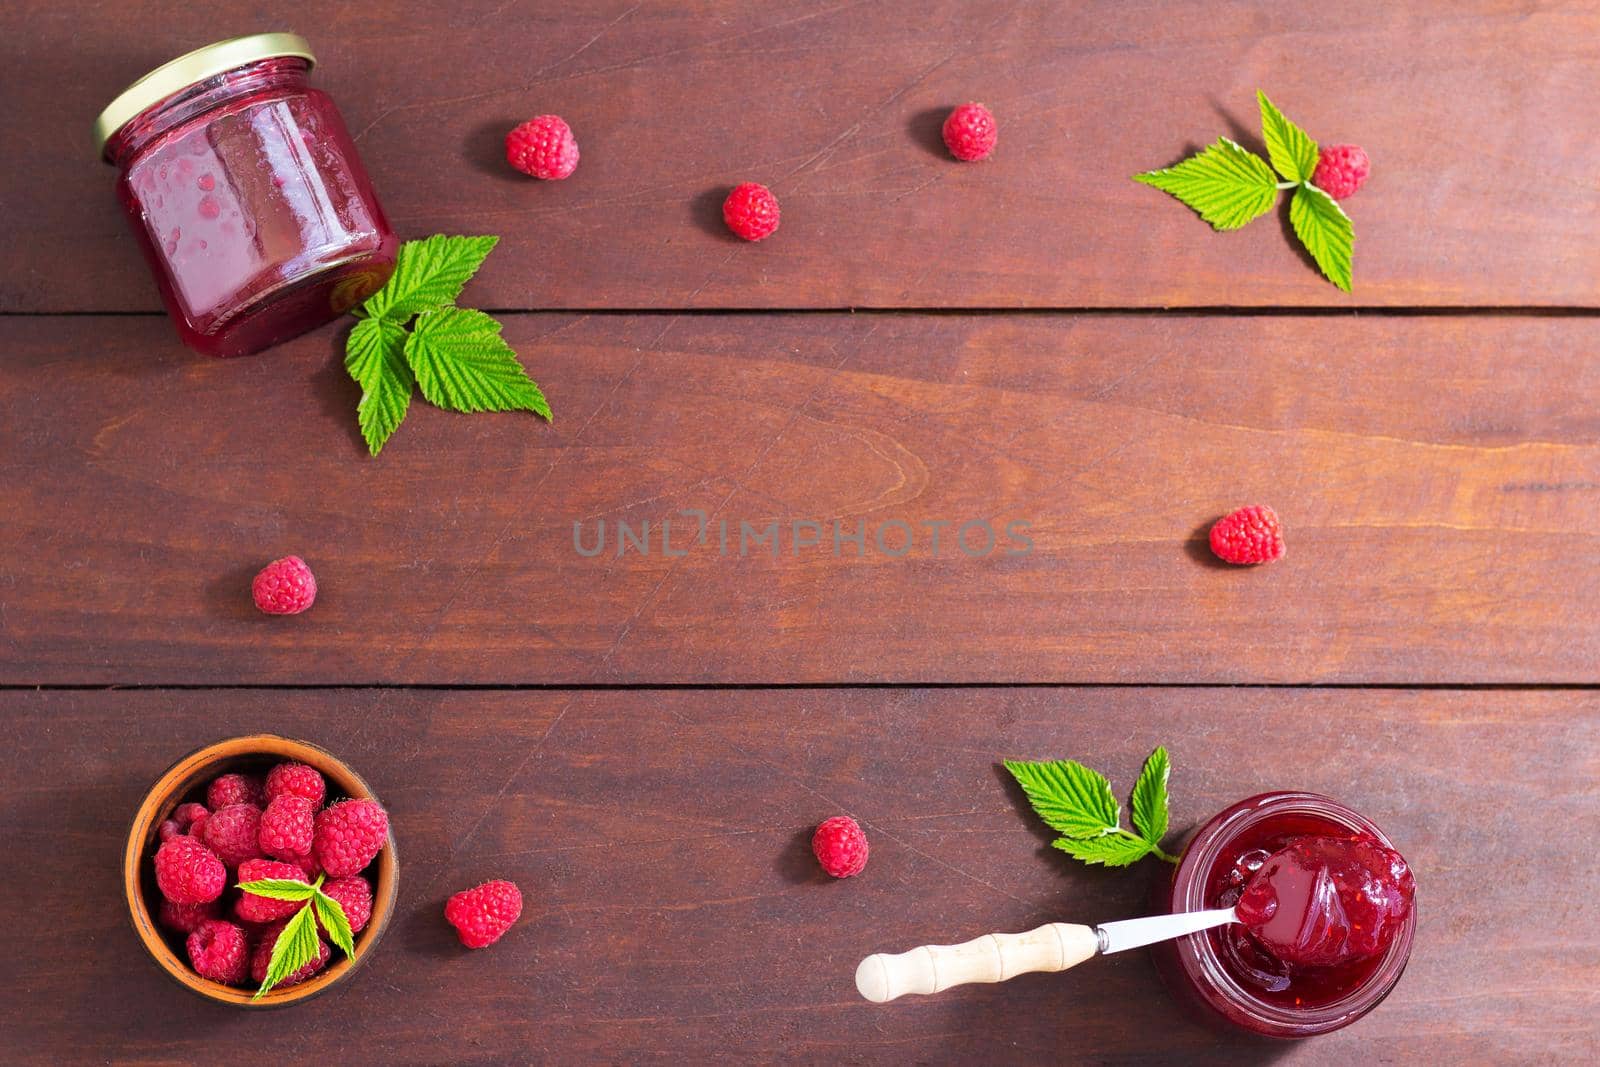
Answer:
[855, 923, 1100, 1003]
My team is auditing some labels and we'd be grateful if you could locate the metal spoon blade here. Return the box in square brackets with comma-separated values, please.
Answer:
[1095, 907, 1239, 955]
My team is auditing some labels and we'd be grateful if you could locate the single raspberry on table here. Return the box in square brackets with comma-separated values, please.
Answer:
[265, 762, 326, 806]
[942, 102, 998, 161]
[319, 876, 373, 936]
[259, 795, 316, 860]
[235, 858, 311, 923]
[158, 898, 221, 935]
[172, 802, 210, 830]
[251, 922, 332, 988]
[1312, 144, 1370, 200]
[155, 836, 226, 905]
[445, 879, 523, 949]
[202, 803, 265, 868]
[187, 920, 250, 985]
[812, 815, 869, 878]
[1209, 504, 1286, 565]
[506, 115, 580, 180]
[314, 799, 389, 878]
[722, 182, 781, 241]
[207, 773, 265, 810]
[251, 556, 317, 615]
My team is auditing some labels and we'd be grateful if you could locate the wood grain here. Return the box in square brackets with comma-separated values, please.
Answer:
[6, 1, 1600, 311]
[1, 686, 1593, 1063]
[5, 312, 1600, 685]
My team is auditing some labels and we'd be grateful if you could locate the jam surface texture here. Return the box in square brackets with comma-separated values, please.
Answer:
[1207, 817, 1415, 1008]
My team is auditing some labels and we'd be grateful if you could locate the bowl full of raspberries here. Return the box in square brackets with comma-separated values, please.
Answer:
[123, 735, 397, 1006]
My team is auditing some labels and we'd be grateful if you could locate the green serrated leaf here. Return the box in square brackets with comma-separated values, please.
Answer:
[362, 235, 500, 321]
[1133, 138, 1279, 231]
[1290, 184, 1354, 292]
[237, 878, 317, 901]
[1129, 747, 1171, 845]
[253, 905, 321, 999]
[1052, 832, 1154, 868]
[345, 316, 414, 456]
[1257, 91, 1319, 184]
[313, 891, 357, 958]
[405, 308, 552, 419]
[1004, 759, 1121, 839]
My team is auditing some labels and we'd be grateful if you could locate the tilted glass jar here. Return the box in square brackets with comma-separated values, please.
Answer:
[95, 34, 398, 357]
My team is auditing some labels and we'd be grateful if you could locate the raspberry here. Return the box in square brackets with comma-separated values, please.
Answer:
[187, 813, 209, 840]
[1209, 504, 1286, 565]
[812, 815, 869, 878]
[505, 115, 579, 180]
[1312, 144, 1370, 200]
[251, 922, 331, 988]
[173, 802, 209, 830]
[235, 858, 311, 923]
[444, 879, 522, 949]
[154, 836, 226, 904]
[265, 762, 326, 806]
[249, 556, 315, 614]
[722, 182, 780, 241]
[202, 803, 264, 868]
[159, 819, 184, 843]
[187, 920, 250, 985]
[313, 799, 389, 878]
[158, 898, 221, 934]
[319, 876, 373, 936]
[252, 555, 317, 615]
[259, 795, 316, 860]
[290, 850, 323, 881]
[207, 773, 265, 810]
[942, 102, 998, 161]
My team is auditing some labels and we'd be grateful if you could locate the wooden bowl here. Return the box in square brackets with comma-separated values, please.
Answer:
[124, 734, 398, 1007]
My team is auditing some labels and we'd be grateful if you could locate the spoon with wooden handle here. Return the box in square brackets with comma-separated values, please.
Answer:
[855, 908, 1238, 1003]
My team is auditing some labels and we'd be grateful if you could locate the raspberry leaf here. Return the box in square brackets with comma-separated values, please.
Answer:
[404, 308, 552, 420]
[1130, 746, 1171, 846]
[254, 905, 320, 999]
[1004, 758, 1121, 839]
[313, 890, 357, 958]
[1053, 831, 1154, 868]
[1133, 138, 1279, 231]
[361, 234, 499, 322]
[345, 316, 414, 456]
[1257, 91, 1319, 184]
[1290, 184, 1354, 292]
[237, 878, 317, 901]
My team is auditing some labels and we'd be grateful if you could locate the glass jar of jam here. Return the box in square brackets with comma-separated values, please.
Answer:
[94, 34, 398, 357]
[1151, 792, 1417, 1038]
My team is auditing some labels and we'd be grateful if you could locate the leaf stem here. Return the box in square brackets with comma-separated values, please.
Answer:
[1276, 180, 1299, 190]
[1152, 845, 1180, 865]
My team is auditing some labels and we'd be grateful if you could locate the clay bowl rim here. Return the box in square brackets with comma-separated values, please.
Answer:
[124, 733, 399, 1008]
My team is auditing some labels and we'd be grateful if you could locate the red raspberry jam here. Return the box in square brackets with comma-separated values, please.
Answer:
[95, 35, 397, 357]
[1233, 833, 1415, 972]
[1152, 793, 1417, 1039]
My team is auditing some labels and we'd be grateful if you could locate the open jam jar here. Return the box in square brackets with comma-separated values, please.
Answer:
[95, 34, 397, 357]
[1152, 792, 1417, 1039]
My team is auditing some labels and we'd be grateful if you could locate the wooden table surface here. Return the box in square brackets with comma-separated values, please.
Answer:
[3, 2, 1597, 1063]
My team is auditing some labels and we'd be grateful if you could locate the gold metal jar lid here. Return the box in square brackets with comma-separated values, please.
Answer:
[93, 33, 316, 161]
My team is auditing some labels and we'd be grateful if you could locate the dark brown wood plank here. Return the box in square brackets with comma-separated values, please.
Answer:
[6, 1, 1600, 311]
[1, 686, 1593, 1063]
[6, 312, 1600, 685]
